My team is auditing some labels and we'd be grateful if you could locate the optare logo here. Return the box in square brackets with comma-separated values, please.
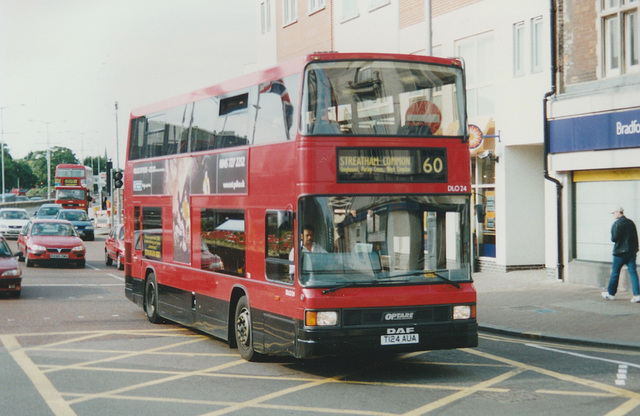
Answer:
[384, 312, 415, 321]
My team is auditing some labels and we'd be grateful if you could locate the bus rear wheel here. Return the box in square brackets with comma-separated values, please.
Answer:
[234, 296, 260, 361]
[145, 273, 162, 324]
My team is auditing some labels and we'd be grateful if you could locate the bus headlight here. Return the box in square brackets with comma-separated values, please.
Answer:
[305, 311, 339, 326]
[453, 305, 474, 320]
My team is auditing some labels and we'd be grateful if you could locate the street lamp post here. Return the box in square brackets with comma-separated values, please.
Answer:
[0, 104, 25, 203]
[114, 102, 120, 225]
[30, 119, 60, 200]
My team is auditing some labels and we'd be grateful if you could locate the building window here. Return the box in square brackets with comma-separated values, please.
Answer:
[514, 22, 525, 77]
[457, 33, 495, 118]
[283, 0, 297, 26]
[260, 0, 271, 34]
[308, 0, 325, 14]
[601, 0, 639, 77]
[531, 16, 544, 73]
[369, 0, 390, 11]
[342, 0, 359, 21]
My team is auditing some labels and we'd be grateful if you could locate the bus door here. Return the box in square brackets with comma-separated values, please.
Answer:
[262, 210, 297, 355]
[130, 206, 144, 285]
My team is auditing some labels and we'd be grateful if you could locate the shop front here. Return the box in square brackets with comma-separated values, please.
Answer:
[549, 107, 640, 288]
[469, 117, 498, 269]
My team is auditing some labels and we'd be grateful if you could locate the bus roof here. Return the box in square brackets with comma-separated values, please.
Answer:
[129, 52, 462, 118]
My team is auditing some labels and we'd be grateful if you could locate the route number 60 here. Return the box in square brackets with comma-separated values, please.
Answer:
[423, 157, 444, 174]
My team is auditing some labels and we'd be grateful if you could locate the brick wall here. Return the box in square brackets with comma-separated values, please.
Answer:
[277, 1, 333, 62]
[399, 0, 425, 29]
[432, 0, 483, 17]
[560, 0, 598, 86]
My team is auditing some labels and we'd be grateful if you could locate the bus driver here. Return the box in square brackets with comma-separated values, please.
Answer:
[289, 224, 327, 276]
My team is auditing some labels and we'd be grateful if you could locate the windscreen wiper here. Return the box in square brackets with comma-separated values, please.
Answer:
[377, 270, 461, 289]
[322, 280, 377, 294]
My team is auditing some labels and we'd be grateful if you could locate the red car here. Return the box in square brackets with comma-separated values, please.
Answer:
[17, 219, 86, 268]
[0, 236, 22, 297]
[105, 224, 124, 270]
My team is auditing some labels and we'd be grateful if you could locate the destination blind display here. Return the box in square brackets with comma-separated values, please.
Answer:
[60, 178, 80, 186]
[337, 148, 447, 183]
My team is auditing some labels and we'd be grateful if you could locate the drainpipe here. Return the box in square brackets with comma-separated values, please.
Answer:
[543, 0, 564, 281]
[425, 0, 432, 55]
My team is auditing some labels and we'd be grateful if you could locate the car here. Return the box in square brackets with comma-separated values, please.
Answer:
[200, 237, 223, 271]
[56, 209, 95, 241]
[0, 236, 22, 298]
[105, 224, 124, 270]
[0, 208, 31, 239]
[17, 219, 86, 268]
[35, 203, 63, 219]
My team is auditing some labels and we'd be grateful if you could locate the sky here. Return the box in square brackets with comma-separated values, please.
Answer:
[0, 0, 257, 169]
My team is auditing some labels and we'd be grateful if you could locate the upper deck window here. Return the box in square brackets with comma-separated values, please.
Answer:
[56, 168, 86, 178]
[128, 74, 298, 161]
[301, 60, 466, 137]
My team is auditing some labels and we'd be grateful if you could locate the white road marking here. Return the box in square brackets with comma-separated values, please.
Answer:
[526, 344, 640, 369]
[527, 343, 638, 387]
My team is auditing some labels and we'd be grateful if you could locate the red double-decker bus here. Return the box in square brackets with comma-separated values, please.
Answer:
[54, 164, 93, 210]
[124, 52, 476, 360]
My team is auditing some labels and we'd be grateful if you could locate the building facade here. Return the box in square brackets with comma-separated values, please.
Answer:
[254, 0, 640, 289]
[547, 0, 640, 289]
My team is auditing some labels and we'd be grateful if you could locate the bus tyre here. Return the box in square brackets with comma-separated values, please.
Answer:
[235, 296, 259, 361]
[145, 273, 162, 324]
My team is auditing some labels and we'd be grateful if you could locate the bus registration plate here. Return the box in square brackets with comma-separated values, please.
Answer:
[50, 254, 68, 259]
[380, 333, 419, 345]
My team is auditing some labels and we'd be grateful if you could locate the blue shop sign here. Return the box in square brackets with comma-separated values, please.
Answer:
[549, 108, 640, 153]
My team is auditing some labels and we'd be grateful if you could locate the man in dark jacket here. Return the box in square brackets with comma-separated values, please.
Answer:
[602, 207, 640, 303]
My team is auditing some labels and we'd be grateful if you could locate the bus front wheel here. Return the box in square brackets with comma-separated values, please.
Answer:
[145, 273, 162, 324]
[234, 296, 260, 361]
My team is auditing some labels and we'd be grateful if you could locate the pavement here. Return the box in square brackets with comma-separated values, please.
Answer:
[474, 269, 640, 350]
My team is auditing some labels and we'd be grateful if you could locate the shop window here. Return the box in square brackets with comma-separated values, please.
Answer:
[574, 174, 640, 262]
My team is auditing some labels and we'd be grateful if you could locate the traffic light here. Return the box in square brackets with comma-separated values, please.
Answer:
[113, 170, 124, 189]
[106, 160, 113, 191]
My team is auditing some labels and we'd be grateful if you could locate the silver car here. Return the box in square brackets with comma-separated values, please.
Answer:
[0, 208, 30, 239]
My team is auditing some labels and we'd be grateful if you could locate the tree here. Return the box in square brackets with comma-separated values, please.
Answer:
[83, 156, 107, 175]
[25, 146, 78, 191]
[11, 160, 37, 190]
[0, 144, 36, 192]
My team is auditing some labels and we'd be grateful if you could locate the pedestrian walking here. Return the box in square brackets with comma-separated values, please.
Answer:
[602, 207, 640, 303]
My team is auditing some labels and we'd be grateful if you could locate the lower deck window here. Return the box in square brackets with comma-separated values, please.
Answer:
[265, 211, 294, 283]
[142, 207, 162, 260]
[201, 209, 246, 276]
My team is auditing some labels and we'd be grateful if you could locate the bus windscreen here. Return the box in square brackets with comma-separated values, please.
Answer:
[301, 60, 465, 137]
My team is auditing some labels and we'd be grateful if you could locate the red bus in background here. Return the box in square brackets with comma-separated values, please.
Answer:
[54, 164, 93, 211]
[124, 52, 477, 360]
